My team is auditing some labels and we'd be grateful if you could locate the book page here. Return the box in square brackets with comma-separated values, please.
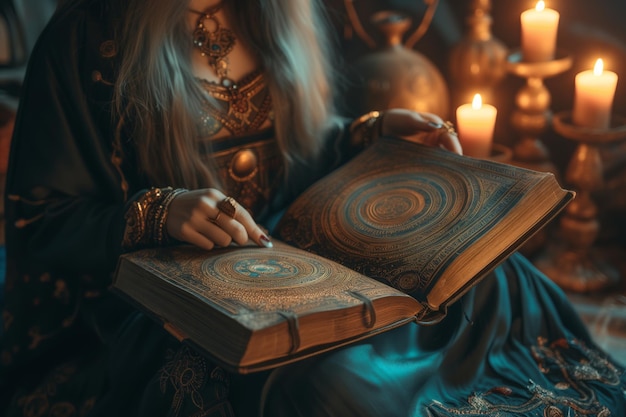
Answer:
[277, 137, 572, 312]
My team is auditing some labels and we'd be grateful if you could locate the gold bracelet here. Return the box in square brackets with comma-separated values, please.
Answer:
[123, 188, 163, 249]
[155, 188, 188, 245]
[350, 110, 384, 149]
[122, 187, 187, 250]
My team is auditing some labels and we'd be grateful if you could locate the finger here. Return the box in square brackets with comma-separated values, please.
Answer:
[214, 214, 272, 248]
[208, 197, 272, 248]
[178, 222, 217, 251]
[382, 109, 445, 136]
[205, 196, 248, 246]
[200, 193, 223, 217]
[169, 192, 237, 247]
[210, 214, 248, 246]
[417, 112, 447, 131]
[206, 216, 242, 248]
[405, 116, 463, 155]
[228, 201, 273, 248]
[437, 130, 463, 155]
[178, 211, 238, 248]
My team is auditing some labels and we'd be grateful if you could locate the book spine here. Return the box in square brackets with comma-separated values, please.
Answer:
[414, 303, 447, 325]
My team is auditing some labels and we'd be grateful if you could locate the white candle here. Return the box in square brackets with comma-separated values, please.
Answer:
[572, 59, 618, 129]
[521, 1, 560, 62]
[456, 94, 497, 158]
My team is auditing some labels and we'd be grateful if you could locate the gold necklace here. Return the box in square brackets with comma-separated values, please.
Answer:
[190, 2, 236, 87]
[198, 69, 273, 136]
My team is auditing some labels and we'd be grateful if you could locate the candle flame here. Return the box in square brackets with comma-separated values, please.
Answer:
[472, 94, 483, 109]
[535, 0, 545, 11]
[593, 58, 604, 75]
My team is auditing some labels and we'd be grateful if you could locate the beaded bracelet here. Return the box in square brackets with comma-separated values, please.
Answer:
[122, 187, 188, 250]
[349, 110, 384, 149]
[154, 188, 188, 245]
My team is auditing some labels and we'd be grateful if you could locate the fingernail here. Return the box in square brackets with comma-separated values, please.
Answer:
[428, 121, 443, 129]
[260, 235, 273, 248]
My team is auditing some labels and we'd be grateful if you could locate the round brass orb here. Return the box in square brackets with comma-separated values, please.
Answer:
[230, 149, 258, 181]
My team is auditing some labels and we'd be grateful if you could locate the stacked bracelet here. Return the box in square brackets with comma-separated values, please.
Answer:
[349, 110, 384, 149]
[122, 187, 188, 250]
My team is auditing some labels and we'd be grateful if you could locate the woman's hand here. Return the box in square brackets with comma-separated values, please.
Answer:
[380, 108, 463, 155]
[166, 189, 272, 251]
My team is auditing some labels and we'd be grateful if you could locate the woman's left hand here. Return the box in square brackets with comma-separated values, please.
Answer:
[380, 108, 463, 155]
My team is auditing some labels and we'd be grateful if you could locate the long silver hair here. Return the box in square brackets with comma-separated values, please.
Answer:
[113, 0, 338, 190]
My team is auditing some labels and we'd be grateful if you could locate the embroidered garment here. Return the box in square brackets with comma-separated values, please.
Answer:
[198, 70, 273, 137]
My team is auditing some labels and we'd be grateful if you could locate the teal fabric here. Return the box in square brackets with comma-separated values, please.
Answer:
[261, 253, 626, 416]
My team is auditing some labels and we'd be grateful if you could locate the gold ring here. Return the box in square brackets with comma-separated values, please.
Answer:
[218, 196, 237, 218]
[209, 211, 222, 224]
[443, 121, 457, 136]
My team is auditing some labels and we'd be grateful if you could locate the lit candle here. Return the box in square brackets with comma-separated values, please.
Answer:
[572, 58, 618, 129]
[521, 1, 560, 62]
[456, 94, 497, 158]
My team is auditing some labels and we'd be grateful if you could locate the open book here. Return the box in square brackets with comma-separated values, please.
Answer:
[113, 137, 574, 374]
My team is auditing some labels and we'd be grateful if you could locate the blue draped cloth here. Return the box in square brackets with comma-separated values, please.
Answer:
[260, 253, 626, 416]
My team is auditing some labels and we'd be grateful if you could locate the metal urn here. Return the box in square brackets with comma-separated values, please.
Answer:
[344, 2, 450, 119]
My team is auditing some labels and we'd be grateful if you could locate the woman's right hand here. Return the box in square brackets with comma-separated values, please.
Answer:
[165, 189, 272, 251]
[380, 109, 463, 155]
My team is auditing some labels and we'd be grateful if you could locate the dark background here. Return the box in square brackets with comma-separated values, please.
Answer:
[1, 0, 625, 246]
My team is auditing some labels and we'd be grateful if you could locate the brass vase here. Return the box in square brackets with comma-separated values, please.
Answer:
[345, 5, 450, 119]
[448, 0, 508, 109]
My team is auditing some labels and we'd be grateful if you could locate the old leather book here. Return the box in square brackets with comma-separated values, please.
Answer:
[113, 137, 574, 374]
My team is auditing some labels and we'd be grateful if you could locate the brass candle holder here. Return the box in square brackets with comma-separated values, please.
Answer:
[505, 50, 572, 173]
[535, 112, 626, 292]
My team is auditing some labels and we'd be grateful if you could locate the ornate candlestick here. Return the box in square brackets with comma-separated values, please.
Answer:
[505, 50, 572, 173]
[535, 112, 626, 292]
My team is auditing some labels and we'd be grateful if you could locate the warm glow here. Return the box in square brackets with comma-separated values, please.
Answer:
[573, 57, 618, 129]
[520, 0, 559, 62]
[536, 1, 545, 12]
[593, 58, 604, 75]
[471, 94, 483, 109]
[456, 93, 497, 158]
